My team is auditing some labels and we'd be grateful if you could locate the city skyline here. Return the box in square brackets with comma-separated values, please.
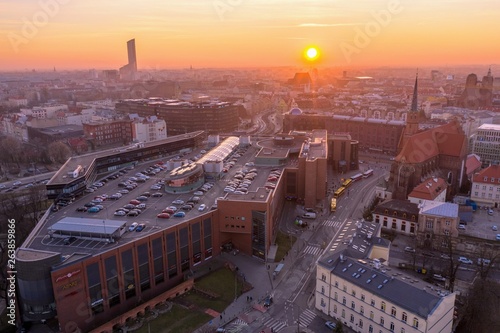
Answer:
[1, 0, 499, 70]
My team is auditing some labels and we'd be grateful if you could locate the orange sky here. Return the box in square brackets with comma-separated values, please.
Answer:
[0, 0, 499, 70]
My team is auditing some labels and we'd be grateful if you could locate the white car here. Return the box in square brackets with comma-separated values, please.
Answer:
[193, 191, 204, 196]
[404, 247, 416, 253]
[198, 204, 206, 211]
[458, 257, 473, 264]
[114, 210, 126, 216]
[172, 199, 184, 205]
[129, 222, 139, 231]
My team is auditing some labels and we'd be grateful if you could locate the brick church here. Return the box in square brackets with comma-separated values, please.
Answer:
[389, 75, 468, 200]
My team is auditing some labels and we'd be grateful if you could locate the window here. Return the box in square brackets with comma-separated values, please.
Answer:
[361, 294, 365, 301]
[359, 319, 363, 328]
[360, 305, 364, 314]
[334, 305, 337, 313]
[426, 220, 433, 229]
[445, 220, 451, 226]
[369, 325, 373, 333]
[390, 322, 395, 331]
[350, 314, 355, 323]
[413, 318, 419, 328]
[351, 301, 355, 309]
[335, 280, 339, 288]
[370, 311, 374, 320]
[380, 317, 385, 326]
[321, 273, 326, 281]
[334, 292, 338, 300]
[321, 298, 326, 307]
[321, 286, 325, 294]
[444, 229, 450, 236]
[391, 307, 396, 317]
[342, 309, 345, 318]
[403, 213, 407, 218]
[381, 301, 386, 312]
[371, 299, 375, 306]
[352, 289, 356, 297]
[343, 297, 346, 305]
[343, 285, 347, 292]
[401, 329, 405, 333]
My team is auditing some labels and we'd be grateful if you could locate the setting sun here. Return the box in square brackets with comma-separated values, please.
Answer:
[306, 48, 318, 59]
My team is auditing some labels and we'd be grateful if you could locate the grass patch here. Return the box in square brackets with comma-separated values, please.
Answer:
[185, 267, 244, 312]
[134, 304, 211, 333]
[274, 230, 296, 262]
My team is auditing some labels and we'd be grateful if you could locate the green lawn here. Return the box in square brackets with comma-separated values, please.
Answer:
[134, 304, 212, 333]
[133, 268, 243, 332]
[274, 230, 296, 262]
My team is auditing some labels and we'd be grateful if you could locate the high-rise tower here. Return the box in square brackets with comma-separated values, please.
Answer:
[127, 39, 137, 72]
[120, 38, 137, 79]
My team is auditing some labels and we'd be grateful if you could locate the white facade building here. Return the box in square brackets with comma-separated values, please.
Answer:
[470, 165, 500, 208]
[316, 255, 455, 333]
[131, 116, 167, 143]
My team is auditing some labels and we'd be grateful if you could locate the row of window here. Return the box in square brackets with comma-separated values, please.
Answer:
[473, 192, 500, 199]
[321, 281, 420, 328]
[325, 298, 419, 331]
[474, 184, 500, 190]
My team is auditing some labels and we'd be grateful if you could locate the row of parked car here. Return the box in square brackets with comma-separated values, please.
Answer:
[224, 169, 257, 194]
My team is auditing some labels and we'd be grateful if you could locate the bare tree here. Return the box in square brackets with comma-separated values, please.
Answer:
[47, 141, 71, 164]
[475, 244, 499, 280]
[442, 234, 461, 292]
[0, 137, 22, 169]
[457, 279, 500, 333]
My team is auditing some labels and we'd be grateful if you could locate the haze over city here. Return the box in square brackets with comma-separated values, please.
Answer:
[1, 0, 500, 70]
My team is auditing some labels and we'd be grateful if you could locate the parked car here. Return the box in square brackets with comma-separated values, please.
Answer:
[172, 199, 184, 205]
[87, 206, 100, 213]
[127, 211, 139, 217]
[136, 196, 148, 201]
[157, 213, 171, 219]
[440, 253, 451, 260]
[488, 209, 494, 216]
[492, 225, 498, 231]
[432, 274, 446, 282]
[129, 222, 139, 231]
[198, 204, 206, 211]
[129, 199, 141, 205]
[404, 246, 416, 253]
[263, 295, 273, 307]
[496, 234, 500, 241]
[63, 236, 77, 245]
[173, 211, 186, 218]
[114, 210, 126, 216]
[152, 192, 163, 197]
[136, 223, 146, 232]
[325, 321, 337, 330]
[76, 207, 87, 212]
[458, 257, 473, 264]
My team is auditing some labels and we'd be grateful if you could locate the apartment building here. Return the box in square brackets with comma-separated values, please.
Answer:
[470, 164, 500, 208]
[469, 124, 500, 167]
[316, 255, 455, 333]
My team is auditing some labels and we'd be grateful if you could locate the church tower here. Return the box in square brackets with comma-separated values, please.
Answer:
[406, 73, 420, 136]
[398, 73, 420, 151]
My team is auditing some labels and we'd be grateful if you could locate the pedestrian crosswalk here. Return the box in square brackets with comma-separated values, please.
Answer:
[262, 317, 287, 332]
[297, 309, 316, 327]
[324, 218, 342, 228]
[225, 318, 248, 332]
[303, 245, 323, 256]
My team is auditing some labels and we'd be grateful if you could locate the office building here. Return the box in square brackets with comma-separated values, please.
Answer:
[469, 123, 500, 167]
[119, 39, 137, 80]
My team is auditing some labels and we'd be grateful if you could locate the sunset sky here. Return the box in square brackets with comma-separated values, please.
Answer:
[1, 0, 499, 70]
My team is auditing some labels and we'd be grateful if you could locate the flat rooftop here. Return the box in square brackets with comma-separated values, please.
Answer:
[24, 142, 285, 258]
[49, 131, 204, 185]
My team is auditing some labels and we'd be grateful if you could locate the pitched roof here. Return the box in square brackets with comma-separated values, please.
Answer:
[408, 177, 447, 201]
[396, 121, 465, 164]
[465, 154, 482, 176]
[319, 256, 447, 318]
[373, 199, 420, 216]
[419, 200, 459, 218]
[472, 165, 500, 183]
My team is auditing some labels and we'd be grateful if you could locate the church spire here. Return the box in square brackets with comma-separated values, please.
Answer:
[410, 71, 418, 112]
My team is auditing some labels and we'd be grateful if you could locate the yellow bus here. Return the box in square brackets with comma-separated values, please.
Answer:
[333, 186, 346, 198]
[330, 198, 337, 212]
[342, 178, 353, 188]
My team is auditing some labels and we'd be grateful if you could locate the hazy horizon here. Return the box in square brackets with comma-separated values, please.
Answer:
[1, 0, 499, 71]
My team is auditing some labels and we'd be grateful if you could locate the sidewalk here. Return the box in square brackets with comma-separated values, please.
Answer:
[195, 252, 273, 332]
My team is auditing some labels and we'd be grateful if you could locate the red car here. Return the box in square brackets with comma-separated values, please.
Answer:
[129, 199, 141, 205]
[162, 208, 175, 214]
[157, 213, 170, 219]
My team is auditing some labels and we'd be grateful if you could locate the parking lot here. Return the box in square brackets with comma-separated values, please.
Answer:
[37, 145, 266, 252]
[459, 207, 499, 241]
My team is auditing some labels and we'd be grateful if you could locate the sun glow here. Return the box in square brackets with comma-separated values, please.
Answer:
[304, 47, 320, 62]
